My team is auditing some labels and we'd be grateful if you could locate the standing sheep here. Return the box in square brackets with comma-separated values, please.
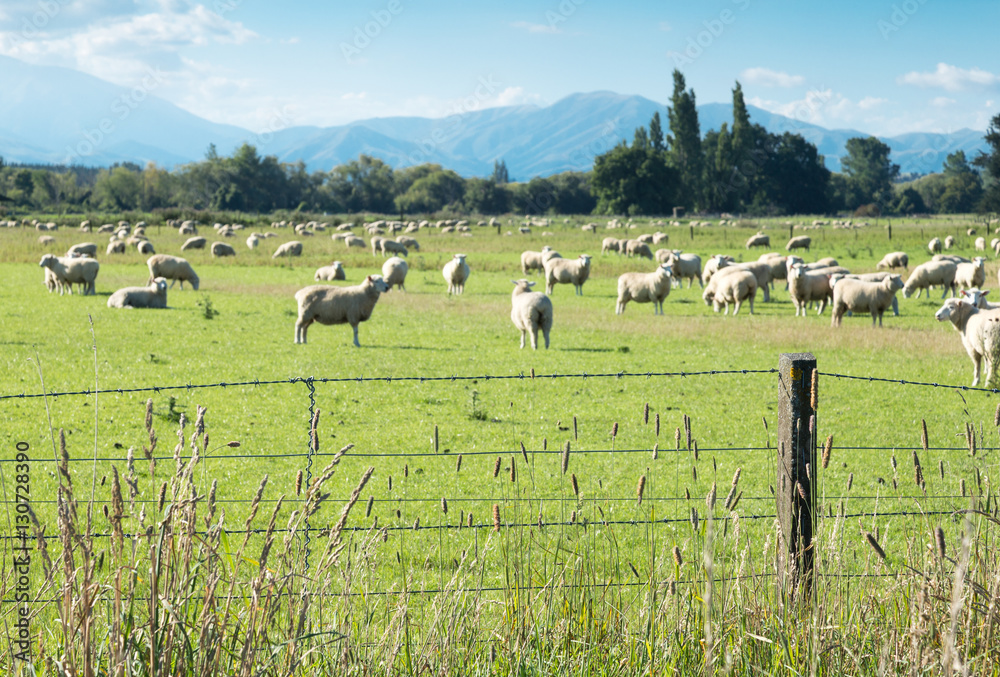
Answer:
[293, 275, 390, 346]
[520, 247, 553, 274]
[381, 256, 408, 291]
[876, 251, 908, 270]
[273, 241, 303, 258]
[702, 269, 757, 316]
[510, 279, 553, 349]
[146, 255, 200, 290]
[107, 278, 168, 309]
[137, 240, 155, 255]
[67, 242, 98, 258]
[944, 235, 956, 250]
[746, 232, 770, 249]
[371, 236, 385, 257]
[701, 254, 733, 287]
[247, 233, 260, 249]
[625, 239, 653, 259]
[903, 260, 957, 299]
[38, 254, 99, 296]
[935, 297, 1000, 387]
[544, 254, 592, 295]
[314, 261, 346, 281]
[380, 239, 408, 257]
[786, 236, 811, 251]
[601, 237, 624, 255]
[107, 239, 126, 255]
[928, 237, 943, 254]
[181, 237, 207, 251]
[976, 237, 986, 252]
[443, 254, 471, 295]
[659, 250, 702, 288]
[955, 257, 986, 291]
[211, 242, 236, 257]
[344, 235, 365, 248]
[395, 235, 420, 251]
[616, 264, 673, 315]
[830, 275, 904, 327]
[788, 263, 832, 316]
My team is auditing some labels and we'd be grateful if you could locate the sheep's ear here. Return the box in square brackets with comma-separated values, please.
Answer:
[984, 290, 991, 297]
[366, 275, 373, 282]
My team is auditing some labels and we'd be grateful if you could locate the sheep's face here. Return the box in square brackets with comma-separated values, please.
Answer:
[367, 275, 390, 293]
[659, 264, 672, 277]
[888, 275, 904, 291]
[934, 298, 966, 322]
[579, 254, 592, 265]
[154, 278, 168, 293]
[454, 254, 467, 263]
[962, 288, 990, 308]
[973, 257, 986, 267]
[39, 254, 55, 268]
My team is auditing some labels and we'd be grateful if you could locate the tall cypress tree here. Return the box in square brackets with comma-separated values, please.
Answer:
[667, 70, 704, 210]
[649, 111, 666, 153]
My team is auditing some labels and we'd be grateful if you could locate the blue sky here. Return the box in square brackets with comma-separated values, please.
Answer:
[0, 0, 996, 137]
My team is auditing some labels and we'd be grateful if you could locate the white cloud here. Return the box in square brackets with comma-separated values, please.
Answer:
[930, 96, 956, 107]
[898, 63, 1000, 91]
[740, 67, 805, 88]
[510, 20, 559, 34]
[858, 96, 887, 110]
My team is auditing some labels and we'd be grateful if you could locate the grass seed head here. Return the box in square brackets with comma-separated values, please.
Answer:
[822, 435, 833, 469]
[673, 545, 683, 567]
[492, 456, 501, 478]
[935, 526, 946, 558]
[366, 495, 374, 518]
[643, 403, 649, 425]
[573, 416, 578, 441]
[456, 454, 463, 473]
[295, 470, 303, 496]
[492, 504, 500, 531]
[637, 475, 646, 504]
[571, 473, 579, 496]
[865, 532, 887, 561]
[509, 456, 516, 483]
[847, 473, 853, 491]
[561, 441, 570, 475]
[520, 442, 528, 464]
[612, 421, 618, 438]
[655, 413, 660, 437]
[810, 369, 818, 410]
[920, 419, 928, 452]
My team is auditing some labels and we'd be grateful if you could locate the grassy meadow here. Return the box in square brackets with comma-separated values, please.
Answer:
[2, 212, 1000, 674]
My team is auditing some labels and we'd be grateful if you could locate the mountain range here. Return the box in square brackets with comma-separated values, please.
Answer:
[0, 54, 988, 179]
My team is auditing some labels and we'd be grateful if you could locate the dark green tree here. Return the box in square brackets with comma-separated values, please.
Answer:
[841, 137, 899, 210]
[464, 178, 510, 214]
[394, 168, 466, 214]
[666, 70, 704, 209]
[648, 112, 666, 153]
[325, 154, 397, 213]
[974, 113, 1000, 211]
[591, 141, 680, 215]
[894, 186, 927, 214]
[492, 159, 510, 184]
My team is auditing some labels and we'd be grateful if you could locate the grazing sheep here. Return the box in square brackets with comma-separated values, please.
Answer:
[395, 235, 420, 251]
[703, 269, 757, 316]
[759, 254, 789, 288]
[67, 242, 97, 258]
[928, 237, 943, 254]
[38, 235, 56, 246]
[314, 261, 346, 281]
[137, 240, 155, 255]
[652, 232, 669, 245]
[247, 233, 260, 249]
[273, 241, 303, 259]
[968, 228, 977, 236]
[344, 235, 365, 248]
[955, 257, 987, 291]
[293, 275, 390, 346]
[601, 237, 624, 255]
[731, 261, 774, 302]
[443, 254, 471, 295]
[786, 236, 811, 251]
[521, 246, 554, 274]
[38, 254, 99, 296]
[510, 279, 553, 349]
[146, 254, 199, 290]
[659, 250, 702, 288]
[746, 232, 770, 249]
[544, 254, 592, 295]
[876, 251, 908, 270]
[380, 239, 408, 257]
[701, 254, 733, 287]
[616, 264, 673, 315]
[106, 239, 126, 255]
[211, 242, 236, 258]
[370, 236, 385, 257]
[903, 260, 957, 299]
[944, 236, 956, 250]
[625, 239, 654, 259]
[107, 278, 168, 309]
[976, 237, 986, 252]
[788, 263, 832, 316]
[381, 256, 408, 291]
[181, 237, 207, 251]
[935, 297, 1000, 387]
[830, 275, 904, 327]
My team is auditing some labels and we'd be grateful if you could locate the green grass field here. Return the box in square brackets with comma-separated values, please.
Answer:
[2, 213, 1000, 674]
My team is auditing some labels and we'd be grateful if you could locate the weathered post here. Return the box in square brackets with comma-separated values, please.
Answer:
[777, 353, 817, 594]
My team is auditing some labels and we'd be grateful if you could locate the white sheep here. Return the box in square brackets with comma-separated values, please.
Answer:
[903, 260, 957, 299]
[370, 236, 385, 256]
[443, 254, 471, 295]
[273, 241, 303, 259]
[181, 237, 207, 251]
[211, 242, 236, 257]
[314, 261, 346, 281]
[701, 254, 733, 287]
[67, 242, 97, 258]
[944, 235, 956, 249]
[106, 239, 126, 255]
[146, 254, 199, 290]
[702, 268, 757, 316]
[520, 246, 554, 274]
[928, 237, 943, 254]
[830, 275, 904, 327]
[247, 233, 260, 249]
[616, 264, 673, 315]
[658, 250, 702, 288]
[786, 236, 811, 251]
[107, 278, 168, 309]
[396, 235, 420, 251]
[960, 288, 999, 310]
[601, 237, 624, 255]
[935, 297, 1000, 387]
[955, 257, 986, 291]
[746, 232, 770, 249]
[831, 271, 902, 316]
[38, 254, 99, 296]
[344, 235, 365, 248]
[293, 275, 390, 346]
[759, 254, 788, 288]
[510, 279, 553, 349]
[380, 239, 408, 257]
[933, 254, 970, 264]
[136, 240, 155, 255]
[731, 260, 774, 302]
[381, 256, 408, 291]
[876, 251, 908, 270]
[544, 254, 592, 295]
[625, 239, 653, 259]
[788, 263, 832, 316]
[976, 237, 986, 252]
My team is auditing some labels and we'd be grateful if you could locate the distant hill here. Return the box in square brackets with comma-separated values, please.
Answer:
[0, 55, 989, 178]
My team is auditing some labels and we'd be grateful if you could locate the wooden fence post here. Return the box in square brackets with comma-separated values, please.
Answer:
[777, 352, 817, 593]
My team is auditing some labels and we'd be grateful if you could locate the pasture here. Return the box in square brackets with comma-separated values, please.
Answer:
[2, 212, 1000, 674]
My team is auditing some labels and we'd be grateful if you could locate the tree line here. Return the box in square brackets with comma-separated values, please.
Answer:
[1, 71, 997, 218]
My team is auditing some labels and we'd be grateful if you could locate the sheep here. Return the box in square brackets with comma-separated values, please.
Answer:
[993, 237, 1000, 252]
[211, 242, 236, 257]
[510, 279, 554, 349]
[788, 263, 832, 316]
[107, 239, 126, 255]
[786, 236, 811, 251]
[616, 264, 673, 315]
[731, 260, 774, 302]
[181, 237, 207, 251]
[272, 241, 303, 259]
[520, 246, 554, 274]
[976, 237, 986, 252]
[443, 254, 471, 295]
[902, 260, 957, 299]
[934, 297, 1000, 387]
[544, 254, 592, 295]
[759, 254, 789, 287]
[314, 261, 346, 281]
[146, 254, 199, 290]
[876, 251, 908, 270]
[652, 232, 669, 244]
[702, 268, 757, 316]
[344, 235, 365, 248]
[379, 239, 408, 257]
[395, 235, 420, 251]
[968, 228, 977, 237]
[137, 240, 155, 255]
[247, 233, 260, 249]
[830, 271, 902, 316]
[601, 237, 624, 255]
[43, 267, 64, 293]
[933, 254, 971, 264]
[67, 242, 97, 258]
[944, 235, 956, 249]
[955, 257, 987, 291]
[928, 237, 943, 254]
[830, 275, 904, 327]
[38, 254, 99, 296]
[381, 256, 408, 291]
[293, 275, 390, 346]
[659, 250, 702, 288]
[625, 239, 654, 259]
[701, 254, 733, 287]
[960, 288, 999, 310]
[746, 232, 770, 249]
[38, 235, 56, 246]
[107, 278, 168, 309]
[370, 236, 385, 257]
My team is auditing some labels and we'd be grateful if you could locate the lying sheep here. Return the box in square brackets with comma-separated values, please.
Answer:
[381, 239, 408, 257]
[67, 242, 98, 258]
[616, 264, 672, 315]
[293, 275, 390, 346]
[702, 268, 757, 316]
[602, 237, 624, 255]
[830, 275, 904, 327]
[521, 246, 554, 274]
[381, 256, 408, 291]
[955, 257, 986, 291]
[107, 278, 168, 309]
[212, 242, 236, 257]
[625, 239, 653, 259]
[928, 237, 943, 254]
[510, 279, 553, 349]
[396, 235, 420, 251]
[181, 237, 207, 251]
[788, 263, 832, 316]
[38, 254, 99, 296]
[935, 297, 1000, 387]
[659, 250, 702, 288]
[746, 232, 770, 249]
[944, 235, 956, 250]
[786, 236, 811, 251]
[544, 254, 592, 295]
[315, 261, 346, 281]
[147, 254, 199, 290]
[903, 260, 957, 299]
[876, 251, 908, 270]
[273, 241, 303, 258]
[443, 254, 470, 295]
